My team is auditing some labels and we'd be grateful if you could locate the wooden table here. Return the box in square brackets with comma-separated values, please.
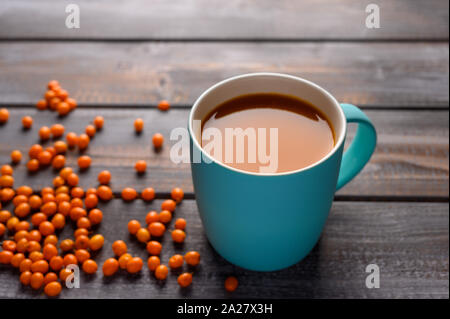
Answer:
[0, 0, 448, 299]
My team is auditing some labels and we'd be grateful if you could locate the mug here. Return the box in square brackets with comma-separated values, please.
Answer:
[188, 73, 377, 271]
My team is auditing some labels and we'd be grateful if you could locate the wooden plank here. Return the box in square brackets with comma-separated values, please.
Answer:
[0, 200, 448, 299]
[0, 42, 448, 108]
[0, 0, 447, 40]
[0, 108, 448, 198]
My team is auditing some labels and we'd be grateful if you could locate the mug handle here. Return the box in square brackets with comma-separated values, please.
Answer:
[336, 104, 377, 190]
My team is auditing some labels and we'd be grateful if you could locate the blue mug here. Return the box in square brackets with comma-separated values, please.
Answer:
[189, 73, 376, 271]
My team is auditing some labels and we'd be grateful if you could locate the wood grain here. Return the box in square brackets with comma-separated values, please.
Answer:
[0, 200, 448, 299]
[0, 108, 448, 198]
[0, 0, 447, 40]
[0, 42, 448, 108]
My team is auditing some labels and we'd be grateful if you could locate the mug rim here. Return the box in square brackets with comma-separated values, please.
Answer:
[188, 72, 347, 176]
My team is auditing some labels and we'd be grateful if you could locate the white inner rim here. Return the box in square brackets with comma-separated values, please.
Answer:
[189, 73, 347, 176]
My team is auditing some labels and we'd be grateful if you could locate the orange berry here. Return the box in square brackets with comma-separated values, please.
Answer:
[44, 235, 58, 246]
[21, 116, 33, 129]
[27, 159, 40, 172]
[89, 234, 104, 251]
[20, 271, 32, 285]
[60, 239, 74, 252]
[157, 100, 170, 111]
[59, 167, 73, 180]
[52, 155, 66, 169]
[141, 188, 155, 201]
[174, 218, 187, 230]
[30, 272, 45, 290]
[49, 97, 61, 110]
[29, 144, 43, 159]
[16, 185, 33, 196]
[42, 201, 57, 216]
[42, 244, 58, 261]
[152, 133, 164, 148]
[77, 155, 91, 170]
[184, 251, 200, 266]
[146, 241, 162, 255]
[3, 240, 17, 252]
[66, 132, 78, 148]
[225, 276, 238, 292]
[70, 207, 86, 221]
[39, 126, 51, 140]
[97, 185, 113, 201]
[51, 213, 65, 229]
[84, 194, 98, 209]
[148, 222, 165, 237]
[1, 175, 14, 188]
[49, 256, 64, 271]
[171, 229, 186, 243]
[98, 170, 111, 184]
[53, 176, 65, 188]
[158, 210, 172, 224]
[55, 88, 68, 100]
[11, 150, 22, 164]
[66, 98, 77, 110]
[47, 80, 60, 90]
[75, 249, 90, 264]
[0, 108, 9, 123]
[77, 133, 90, 150]
[66, 173, 79, 187]
[126, 257, 143, 274]
[11, 253, 25, 268]
[36, 99, 48, 110]
[75, 235, 90, 250]
[57, 101, 70, 116]
[102, 258, 119, 276]
[134, 118, 144, 133]
[0, 251, 13, 264]
[135, 160, 146, 173]
[0, 223, 5, 237]
[112, 240, 127, 257]
[82, 259, 98, 274]
[147, 256, 160, 271]
[70, 187, 84, 198]
[121, 187, 137, 201]
[136, 228, 151, 243]
[161, 199, 176, 212]
[1, 188, 16, 202]
[85, 124, 96, 138]
[0, 210, 12, 223]
[154, 264, 169, 280]
[145, 211, 159, 225]
[1, 164, 13, 175]
[19, 258, 33, 272]
[38, 150, 53, 165]
[168, 254, 184, 269]
[171, 187, 184, 203]
[31, 260, 49, 273]
[88, 208, 103, 225]
[127, 220, 141, 235]
[118, 253, 132, 269]
[27, 229, 42, 242]
[51, 124, 65, 138]
[15, 202, 31, 218]
[93, 116, 104, 129]
[44, 281, 62, 297]
[177, 273, 193, 288]
[39, 221, 55, 236]
[28, 243, 42, 256]
[54, 141, 67, 154]
[44, 272, 58, 285]
[63, 254, 78, 267]
[59, 268, 73, 281]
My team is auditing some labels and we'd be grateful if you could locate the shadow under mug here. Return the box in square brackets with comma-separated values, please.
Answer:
[189, 73, 377, 271]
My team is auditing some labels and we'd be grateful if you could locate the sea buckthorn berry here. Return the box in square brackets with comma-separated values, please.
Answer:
[75, 235, 90, 250]
[55, 192, 70, 203]
[86, 188, 97, 196]
[42, 193, 56, 204]
[39, 126, 51, 141]
[51, 124, 64, 138]
[15, 203, 31, 218]
[112, 240, 127, 257]
[31, 260, 49, 274]
[161, 199, 176, 212]
[127, 220, 141, 235]
[75, 249, 90, 264]
[28, 243, 42, 256]
[27, 229, 42, 242]
[171, 187, 184, 203]
[168, 254, 184, 269]
[14, 231, 29, 243]
[118, 253, 132, 269]
[178, 273, 193, 288]
[16, 238, 29, 253]
[43, 235, 58, 246]
[121, 187, 137, 201]
[98, 170, 111, 184]
[1, 175, 14, 188]
[39, 221, 55, 236]
[22, 116, 33, 129]
[20, 258, 33, 272]
[59, 167, 73, 180]
[43, 272, 58, 285]
[0, 108, 9, 123]
[11, 253, 25, 268]
[49, 97, 61, 110]
[51, 213, 66, 229]
[154, 265, 169, 280]
[171, 229, 186, 243]
[77, 133, 90, 150]
[0, 210, 11, 223]
[16, 185, 33, 196]
[48, 80, 60, 90]
[30, 272, 45, 290]
[53, 176, 65, 188]
[225, 276, 238, 292]
[36, 99, 48, 110]
[55, 88, 68, 100]
[84, 194, 98, 209]
[93, 116, 104, 130]
[184, 251, 200, 266]
[44, 281, 62, 297]
[141, 188, 155, 201]
[135, 160, 147, 173]
[11, 150, 22, 164]
[66, 173, 79, 187]
[126, 257, 143, 274]
[66, 132, 78, 148]
[1, 164, 13, 175]
[74, 228, 88, 238]
[43, 244, 58, 261]
[70, 187, 84, 198]
[157, 100, 170, 111]
[2, 188, 16, 202]
[89, 234, 104, 251]
[97, 185, 112, 201]
[52, 154, 66, 170]
[134, 118, 144, 133]
[38, 150, 52, 165]
[159, 210, 172, 224]
[174, 218, 186, 230]
[20, 271, 32, 286]
[45, 146, 56, 158]
[152, 133, 164, 148]
[136, 228, 151, 243]
[42, 201, 57, 216]
[57, 101, 70, 116]
[60, 239, 74, 252]
[145, 211, 159, 225]
[88, 208, 103, 225]
[15, 221, 30, 231]
[146, 241, 162, 255]
[148, 222, 165, 237]
[0, 251, 13, 264]
[63, 254, 78, 267]
[29, 195, 43, 210]
[66, 97, 77, 110]
[102, 258, 119, 276]
[3, 240, 17, 252]
[82, 259, 98, 274]
[54, 141, 67, 154]
[77, 155, 91, 170]
[71, 199, 84, 210]
[49, 256, 64, 271]
[147, 256, 160, 271]
[85, 124, 96, 138]
[59, 268, 73, 281]
[0, 223, 5, 237]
